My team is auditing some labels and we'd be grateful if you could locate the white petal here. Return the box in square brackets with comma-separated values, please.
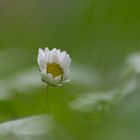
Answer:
[40, 72, 46, 82]
[56, 83, 62, 86]
[44, 47, 49, 63]
[56, 49, 62, 63]
[61, 51, 66, 54]
[63, 69, 70, 80]
[52, 48, 59, 63]
[57, 49, 61, 53]
[47, 74, 63, 86]
[60, 54, 71, 72]
[46, 73, 58, 86]
[54, 75, 62, 83]
[41, 73, 54, 86]
[60, 51, 67, 60]
[37, 48, 46, 71]
[62, 78, 71, 83]
[52, 48, 57, 51]
[47, 51, 53, 63]
[47, 73, 53, 82]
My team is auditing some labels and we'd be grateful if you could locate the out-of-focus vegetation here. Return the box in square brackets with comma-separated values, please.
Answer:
[0, 0, 140, 140]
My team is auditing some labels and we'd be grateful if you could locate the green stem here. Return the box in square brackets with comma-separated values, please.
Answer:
[46, 84, 50, 113]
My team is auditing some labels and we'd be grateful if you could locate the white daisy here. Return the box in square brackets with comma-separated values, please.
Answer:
[37, 47, 71, 86]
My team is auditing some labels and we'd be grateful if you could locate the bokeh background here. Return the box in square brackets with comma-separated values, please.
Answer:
[0, 0, 140, 140]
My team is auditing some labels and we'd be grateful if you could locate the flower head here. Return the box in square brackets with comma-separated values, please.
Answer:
[37, 47, 71, 86]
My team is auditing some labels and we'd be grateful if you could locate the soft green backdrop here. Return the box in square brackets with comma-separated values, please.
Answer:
[0, 0, 140, 140]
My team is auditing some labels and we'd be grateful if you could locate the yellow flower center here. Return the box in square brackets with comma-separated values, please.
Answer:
[47, 63, 63, 78]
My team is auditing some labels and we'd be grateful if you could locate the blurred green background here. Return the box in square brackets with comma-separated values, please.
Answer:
[0, 0, 140, 140]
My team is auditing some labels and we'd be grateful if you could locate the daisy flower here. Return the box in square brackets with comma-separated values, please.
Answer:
[37, 47, 71, 86]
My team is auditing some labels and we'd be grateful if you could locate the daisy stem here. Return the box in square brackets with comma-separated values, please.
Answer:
[45, 84, 50, 113]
